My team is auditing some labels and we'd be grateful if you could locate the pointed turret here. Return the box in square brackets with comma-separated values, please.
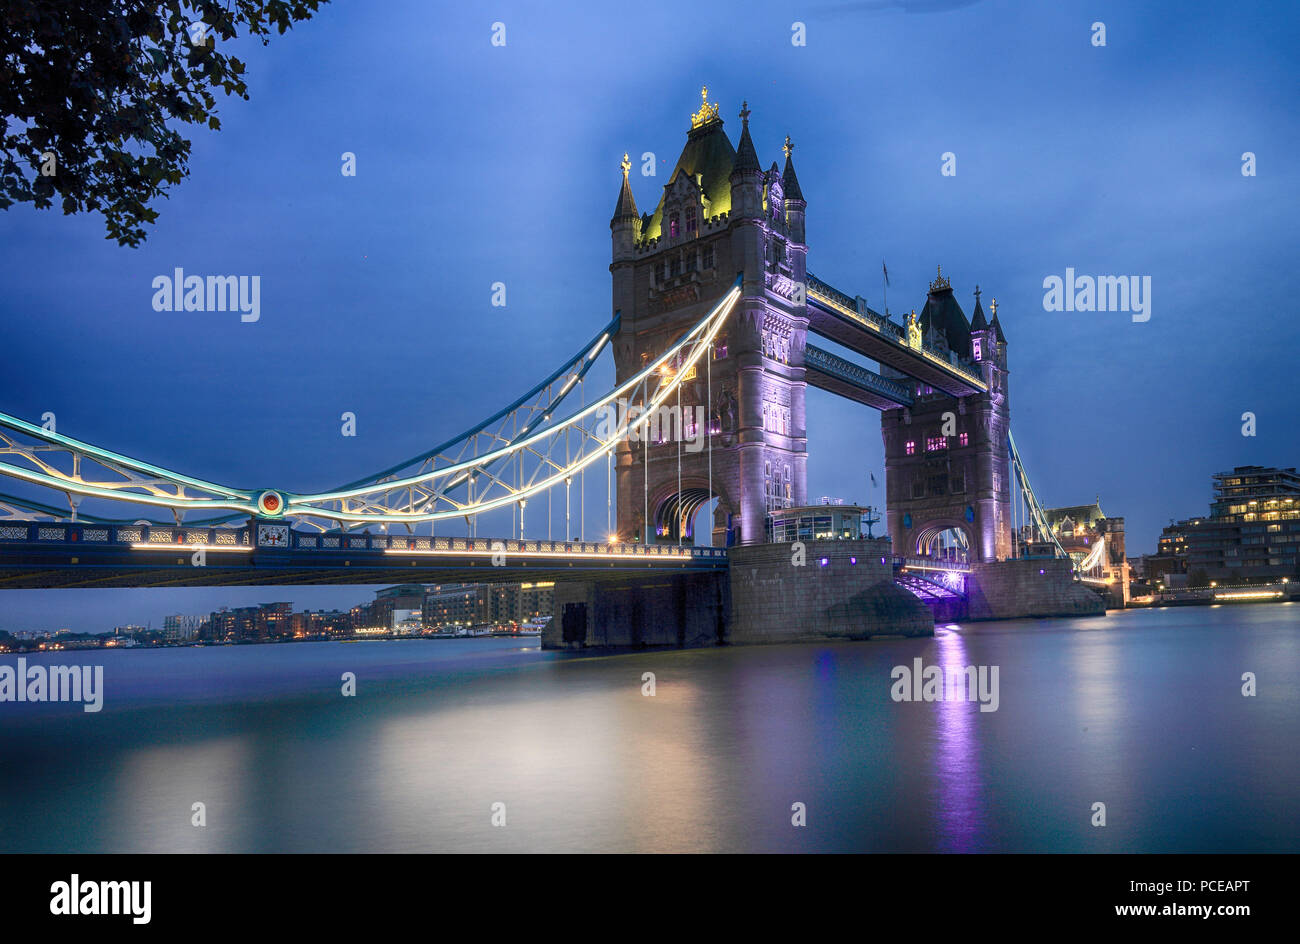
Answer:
[611, 152, 639, 226]
[969, 285, 988, 331]
[781, 136, 804, 201]
[610, 153, 642, 263]
[781, 135, 806, 243]
[733, 105, 761, 173]
[729, 100, 764, 220]
[970, 285, 996, 368]
[990, 298, 1007, 344]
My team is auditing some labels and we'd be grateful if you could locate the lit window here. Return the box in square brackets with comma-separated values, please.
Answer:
[905, 441, 915, 455]
[926, 436, 946, 452]
[959, 432, 969, 446]
[669, 213, 679, 237]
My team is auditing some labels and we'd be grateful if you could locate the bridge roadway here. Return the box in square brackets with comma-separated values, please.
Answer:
[0, 520, 726, 589]
[805, 273, 987, 398]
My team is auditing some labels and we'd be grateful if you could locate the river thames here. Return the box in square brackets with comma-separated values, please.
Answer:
[1, 603, 1296, 853]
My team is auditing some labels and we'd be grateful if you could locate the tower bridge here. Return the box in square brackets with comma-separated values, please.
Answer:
[0, 88, 1104, 643]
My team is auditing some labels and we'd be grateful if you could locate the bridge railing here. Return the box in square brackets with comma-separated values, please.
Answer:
[806, 273, 904, 340]
[803, 345, 913, 405]
[0, 520, 729, 561]
[0, 521, 253, 549]
[892, 555, 972, 573]
[806, 272, 988, 392]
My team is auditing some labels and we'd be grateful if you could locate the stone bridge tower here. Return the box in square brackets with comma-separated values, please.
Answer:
[610, 90, 808, 546]
[880, 277, 1012, 562]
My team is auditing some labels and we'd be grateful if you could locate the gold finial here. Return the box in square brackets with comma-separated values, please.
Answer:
[929, 264, 951, 293]
[783, 135, 793, 160]
[691, 85, 720, 128]
[740, 100, 750, 124]
[990, 297, 998, 317]
[620, 152, 631, 178]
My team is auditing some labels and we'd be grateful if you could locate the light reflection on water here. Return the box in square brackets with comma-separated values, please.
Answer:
[0, 604, 1296, 853]
[932, 626, 982, 852]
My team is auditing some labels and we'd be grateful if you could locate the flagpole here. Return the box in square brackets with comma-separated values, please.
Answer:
[881, 260, 889, 317]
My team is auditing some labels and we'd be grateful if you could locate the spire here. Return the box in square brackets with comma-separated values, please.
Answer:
[990, 297, 1007, 343]
[970, 284, 988, 331]
[781, 134, 804, 201]
[611, 152, 639, 225]
[732, 101, 761, 173]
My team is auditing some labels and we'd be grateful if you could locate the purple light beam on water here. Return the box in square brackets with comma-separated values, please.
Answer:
[932, 626, 986, 852]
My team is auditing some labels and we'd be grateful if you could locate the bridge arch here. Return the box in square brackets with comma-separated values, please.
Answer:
[911, 518, 976, 564]
[649, 478, 732, 546]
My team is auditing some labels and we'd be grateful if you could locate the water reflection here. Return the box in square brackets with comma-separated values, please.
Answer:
[0, 606, 1296, 853]
[932, 625, 984, 852]
[105, 736, 254, 852]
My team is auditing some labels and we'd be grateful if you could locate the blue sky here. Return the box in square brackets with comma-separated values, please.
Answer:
[1, 0, 1296, 632]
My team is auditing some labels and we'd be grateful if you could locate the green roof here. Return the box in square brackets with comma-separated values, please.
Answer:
[643, 117, 737, 241]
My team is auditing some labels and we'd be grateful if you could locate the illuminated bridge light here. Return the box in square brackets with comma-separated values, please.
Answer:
[131, 543, 251, 552]
[381, 546, 698, 562]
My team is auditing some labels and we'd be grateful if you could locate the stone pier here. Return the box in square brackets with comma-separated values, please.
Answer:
[544, 538, 931, 650]
[965, 558, 1105, 619]
[727, 538, 932, 642]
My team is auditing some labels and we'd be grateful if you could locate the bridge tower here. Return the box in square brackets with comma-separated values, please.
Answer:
[881, 279, 1012, 563]
[611, 91, 808, 546]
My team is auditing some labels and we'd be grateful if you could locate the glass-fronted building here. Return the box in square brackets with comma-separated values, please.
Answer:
[1185, 466, 1300, 581]
[766, 503, 872, 543]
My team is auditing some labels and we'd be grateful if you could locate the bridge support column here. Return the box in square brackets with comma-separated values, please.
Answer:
[543, 572, 729, 650]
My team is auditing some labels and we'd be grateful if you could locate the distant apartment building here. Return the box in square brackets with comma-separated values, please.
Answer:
[419, 582, 555, 630]
[1182, 465, 1300, 583]
[422, 584, 488, 629]
[202, 602, 294, 642]
[1137, 519, 1193, 587]
[372, 585, 426, 630]
[290, 609, 353, 638]
[162, 613, 201, 641]
[517, 582, 555, 622]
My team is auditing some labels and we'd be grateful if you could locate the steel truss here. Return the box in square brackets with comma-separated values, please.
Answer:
[0, 277, 742, 534]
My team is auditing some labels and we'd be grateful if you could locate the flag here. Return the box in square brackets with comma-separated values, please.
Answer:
[882, 261, 890, 287]
[870, 472, 878, 487]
